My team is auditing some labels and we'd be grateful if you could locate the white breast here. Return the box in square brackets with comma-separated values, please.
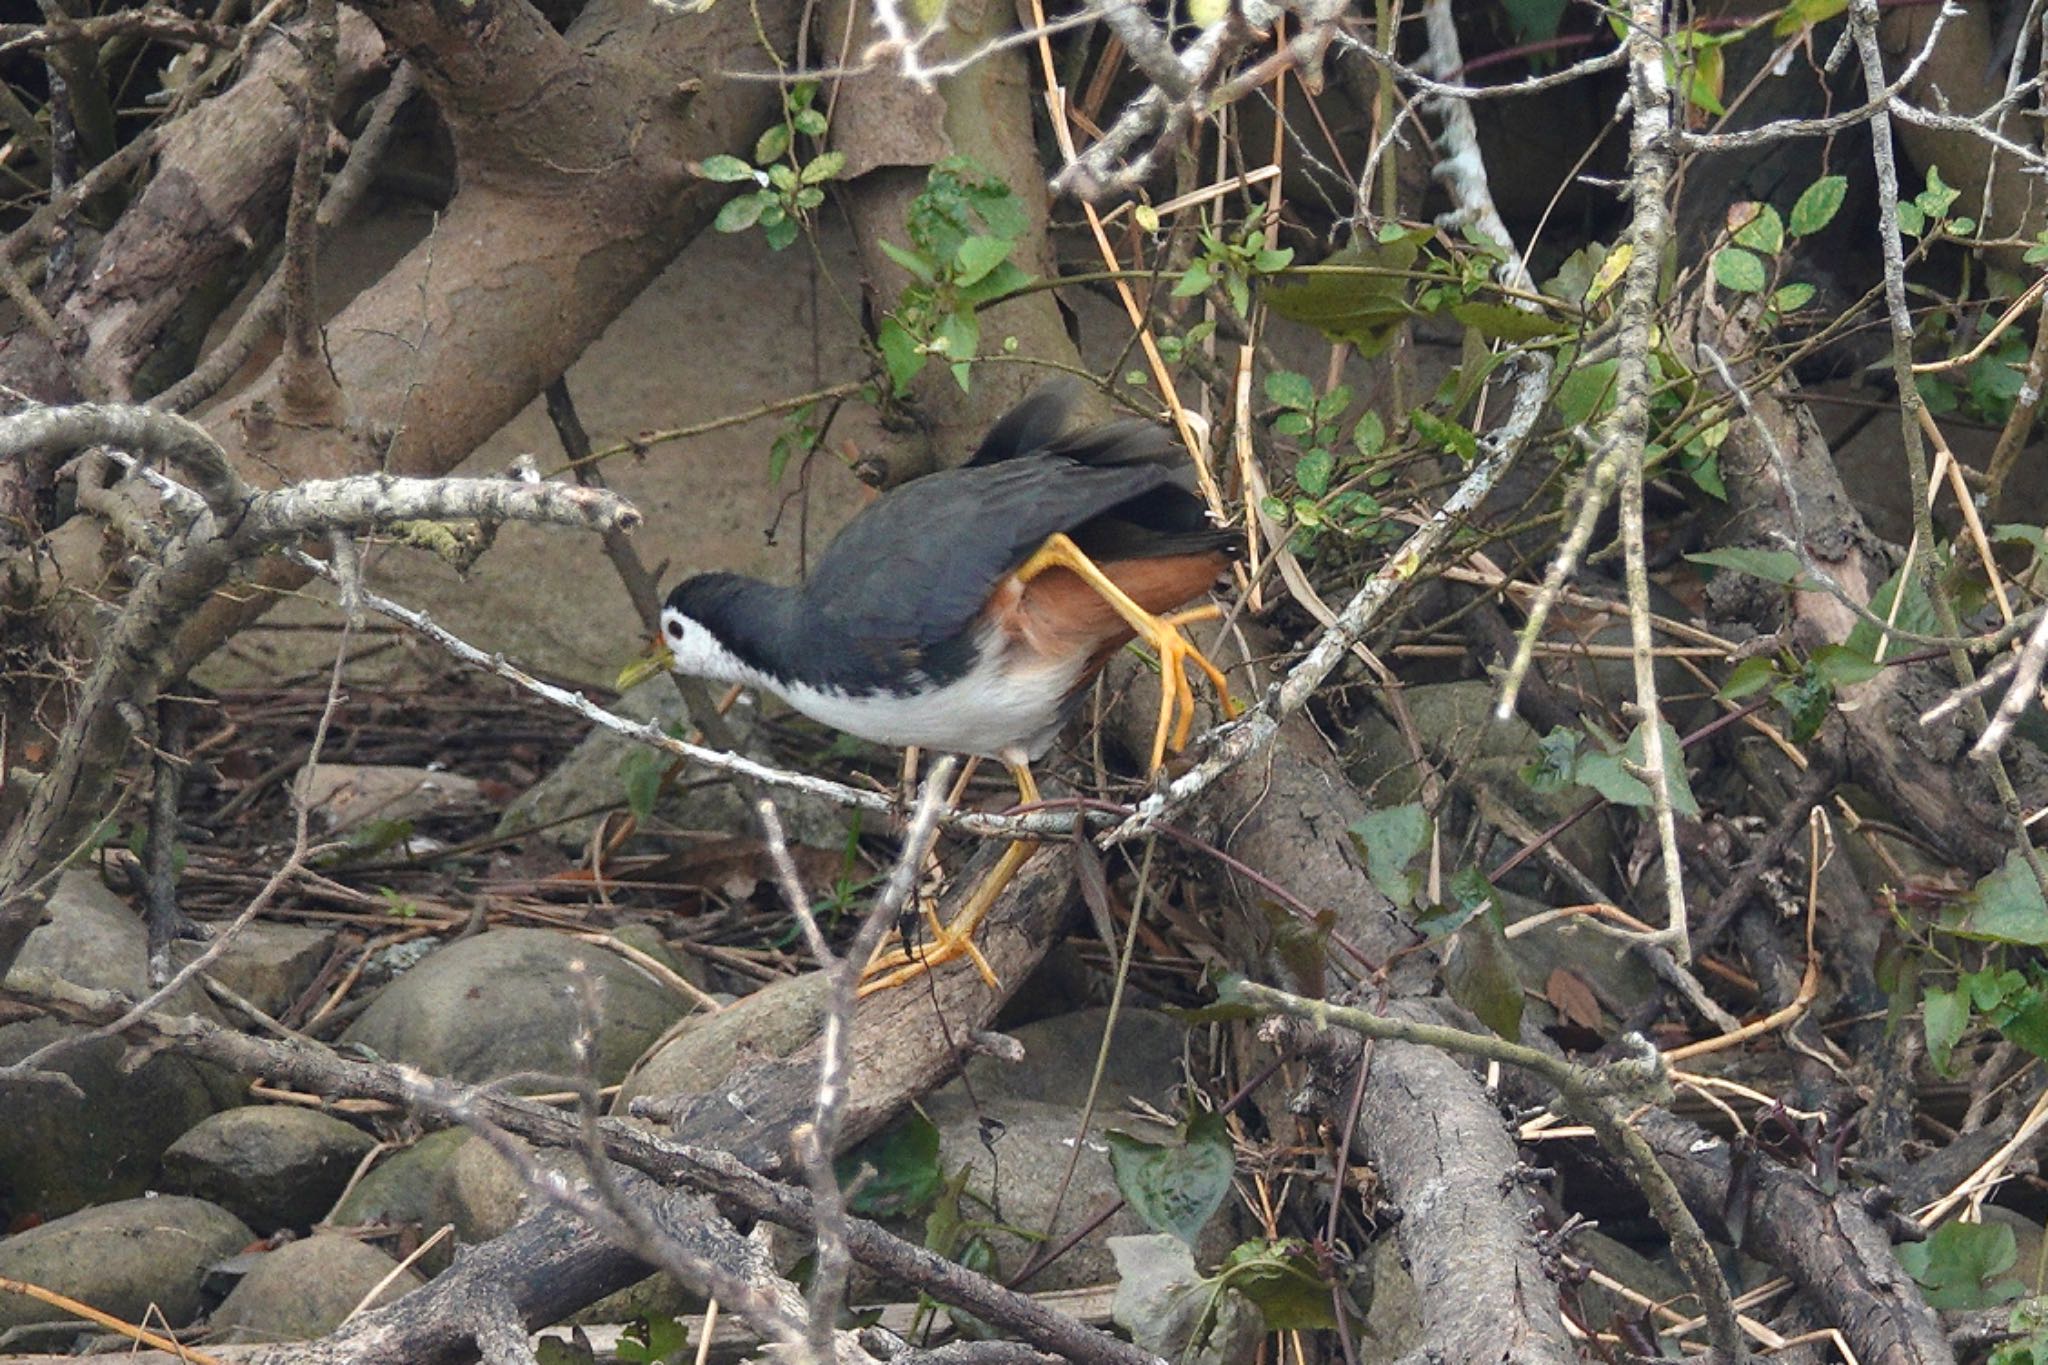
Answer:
[776, 629, 1087, 762]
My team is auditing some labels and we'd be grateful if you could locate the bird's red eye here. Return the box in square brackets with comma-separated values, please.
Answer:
[666, 620, 683, 639]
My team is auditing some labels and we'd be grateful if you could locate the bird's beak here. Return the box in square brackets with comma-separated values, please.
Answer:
[616, 634, 671, 691]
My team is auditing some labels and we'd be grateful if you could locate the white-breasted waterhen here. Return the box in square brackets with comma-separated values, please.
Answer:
[634, 381, 1241, 991]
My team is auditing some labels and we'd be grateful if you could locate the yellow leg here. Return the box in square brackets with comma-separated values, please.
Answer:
[859, 762, 1043, 996]
[1012, 533, 1238, 770]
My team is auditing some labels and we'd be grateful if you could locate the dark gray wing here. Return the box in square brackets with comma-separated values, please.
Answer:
[800, 453, 1175, 650]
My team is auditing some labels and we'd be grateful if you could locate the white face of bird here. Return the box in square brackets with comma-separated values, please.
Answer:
[659, 605, 753, 685]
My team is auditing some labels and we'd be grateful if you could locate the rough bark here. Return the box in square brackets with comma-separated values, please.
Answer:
[1638, 1109, 1955, 1365]
[1102, 651, 1579, 1365]
[1688, 315, 2047, 871]
[213, 841, 1077, 1363]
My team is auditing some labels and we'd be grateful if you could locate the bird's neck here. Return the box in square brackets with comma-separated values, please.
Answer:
[695, 578, 807, 688]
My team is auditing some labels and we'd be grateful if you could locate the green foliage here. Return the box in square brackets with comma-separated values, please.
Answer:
[1175, 213, 1294, 319]
[1899, 1221, 2026, 1309]
[1687, 546, 1814, 588]
[875, 158, 1035, 393]
[615, 1315, 691, 1365]
[768, 401, 822, 484]
[1446, 898, 1523, 1041]
[1707, 177, 1837, 333]
[1106, 1109, 1235, 1248]
[1348, 802, 1432, 909]
[1258, 368, 1392, 550]
[1988, 1300, 2048, 1364]
[837, 1111, 944, 1218]
[1521, 722, 1698, 816]
[1109, 1234, 1339, 1364]
[1896, 164, 1971, 239]
[707, 83, 842, 252]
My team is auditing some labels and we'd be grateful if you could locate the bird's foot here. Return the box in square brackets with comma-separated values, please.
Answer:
[859, 922, 1001, 996]
[856, 838, 1037, 997]
[1138, 604, 1241, 771]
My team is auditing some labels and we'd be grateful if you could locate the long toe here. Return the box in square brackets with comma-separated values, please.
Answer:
[858, 931, 1001, 996]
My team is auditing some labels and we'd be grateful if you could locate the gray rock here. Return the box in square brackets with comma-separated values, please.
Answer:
[209, 1234, 423, 1343]
[0, 1195, 252, 1334]
[1348, 681, 1616, 889]
[330, 1128, 468, 1231]
[6, 871, 216, 1012]
[616, 970, 829, 1109]
[0, 873, 238, 1220]
[159, 1107, 377, 1233]
[170, 921, 336, 1018]
[906, 1094, 1237, 1293]
[494, 677, 844, 852]
[958, 1007, 1187, 1112]
[340, 928, 691, 1085]
[431, 1132, 580, 1243]
[296, 763, 487, 834]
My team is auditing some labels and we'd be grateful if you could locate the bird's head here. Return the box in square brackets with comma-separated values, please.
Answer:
[656, 573, 758, 684]
[617, 573, 764, 692]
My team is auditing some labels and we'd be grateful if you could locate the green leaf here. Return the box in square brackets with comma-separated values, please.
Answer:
[762, 216, 798, 251]
[1899, 1221, 2024, 1310]
[620, 749, 663, 822]
[1352, 410, 1385, 456]
[1773, 669, 1832, 744]
[1774, 0, 1846, 35]
[1772, 281, 1816, 311]
[793, 186, 825, 211]
[952, 234, 1013, 286]
[1272, 411, 1312, 438]
[1811, 644, 1883, 688]
[1107, 1111, 1234, 1248]
[1687, 546, 1813, 588]
[1252, 246, 1294, 273]
[1410, 410, 1479, 462]
[754, 123, 791, 164]
[698, 153, 761, 183]
[1570, 748, 1650, 809]
[1718, 655, 1778, 701]
[616, 1314, 690, 1365]
[933, 308, 979, 363]
[1265, 234, 1422, 356]
[799, 151, 846, 184]
[954, 260, 1033, 307]
[1295, 448, 1333, 497]
[878, 238, 937, 283]
[1448, 300, 1570, 342]
[1924, 986, 1968, 1075]
[1522, 727, 1582, 793]
[1712, 246, 1768, 293]
[877, 316, 924, 393]
[1898, 201, 1927, 237]
[1264, 370, 1315, 411]
[1943, 851, 2048, 947]
[1790, 175, 1848, 234]
[1110, 1234, 1263, 1364]
[1918, 165, 1961, 220]
[1553, 357, 1621, 428]
[1447, 906, 1523, 1041]
[1994, 522, 2048, 550]
[1992, 985, 2048, 1061]
[1215, 1241, 1339, 1330]
[713, 191, 768, 233]
[1843, 565, 1940, 661]
[836, 1112, 943, 1217]
[1348, 803, 1432, 908]
[1172, 261, 1212, 298]
[792, 107, 828, 136]
[767, 163, 799, 192]
[1733, 203, 1785, 254]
